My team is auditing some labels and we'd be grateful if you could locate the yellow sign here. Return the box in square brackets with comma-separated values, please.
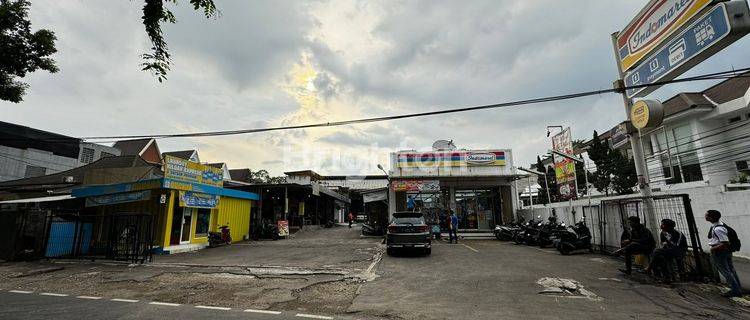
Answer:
[630, 100, 664, 129]
[164, 155, 224, 187]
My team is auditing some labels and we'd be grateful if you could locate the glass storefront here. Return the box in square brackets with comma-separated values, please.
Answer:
[455, 189, 493, 230]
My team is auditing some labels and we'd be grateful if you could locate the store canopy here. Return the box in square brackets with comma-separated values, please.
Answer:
[0, 195, 74, 204]
[71, 178, 259, 201]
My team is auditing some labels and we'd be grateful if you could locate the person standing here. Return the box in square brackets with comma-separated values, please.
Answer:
[613, 216, 656, 275]
[407, 195, 416, 211]
[706, 210, 743, 298]
[348, 212, 354, 228]
[449, 210, 459, 244]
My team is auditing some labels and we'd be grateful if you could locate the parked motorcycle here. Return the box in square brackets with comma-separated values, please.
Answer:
[252, 220, 280, 240]
[536, 217, 566, 248]
[362, 223, 385, 236]
[494, 220, 524, 241]
[554, 220, 592, 255]
[513, 217, 540, 245]
[208, 225, 232, 247]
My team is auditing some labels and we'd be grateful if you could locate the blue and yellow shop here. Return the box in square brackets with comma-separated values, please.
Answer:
[71, 156, 259, 254]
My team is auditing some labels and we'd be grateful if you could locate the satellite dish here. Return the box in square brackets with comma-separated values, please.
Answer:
[432, 140, 457, 151]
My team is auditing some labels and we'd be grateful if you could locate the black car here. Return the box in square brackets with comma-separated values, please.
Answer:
[386, 211, 431, 256]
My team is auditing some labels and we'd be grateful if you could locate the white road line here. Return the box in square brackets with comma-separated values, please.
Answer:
[111, 298, 139, 303]
[40, 293, 68, 297]
[295, 313, 334, 319]
[149, 301, 181, 307]
[461, 244, 479, 253]
[244, 309, 282, 315]
[8, 290, 33, 294]
[195, 305, 232, 311]
[76, 296, 102, 300]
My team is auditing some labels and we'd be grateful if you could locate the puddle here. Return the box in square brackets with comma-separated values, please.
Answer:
[536, 277, 602, 301]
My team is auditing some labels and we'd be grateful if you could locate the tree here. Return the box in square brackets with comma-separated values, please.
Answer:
[249, 169, 285, 184]
[0, 0, 58, 103]
[535, 156, 559, 204]
[588, 131, 613, 195]
[1, 0, 218, 103]
[587, 130, 637, 195]
[141, 0, 218, 82]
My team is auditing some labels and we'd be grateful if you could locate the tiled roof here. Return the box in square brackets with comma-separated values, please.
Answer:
[113, 138, 154, 156]
[162, 150, 196, 160]
[703, 71, 750, 104]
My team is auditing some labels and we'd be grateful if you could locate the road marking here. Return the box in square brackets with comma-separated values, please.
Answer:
[111, 298, 139, 303]
[76, 296, 102, 300]
[295, 313, 334, 319]
[462, 244, 479, 253]
[40, 293, 68, 297]
[149, 301, 181, 307]
[244, 309, 282, 315]
[195, 305, 232, 311]
[8, 290, 33, 294]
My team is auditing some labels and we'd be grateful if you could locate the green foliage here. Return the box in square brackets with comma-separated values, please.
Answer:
[729, 173, 749, 184]
[0, 0, 58, 103]
[140, 0, 218, 82]
[249, 169, 286, 184]
[587, 130, 637, 195]
[535, 156, 559, 204]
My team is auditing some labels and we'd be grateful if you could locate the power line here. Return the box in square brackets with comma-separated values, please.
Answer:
[67, 67, 748, 141]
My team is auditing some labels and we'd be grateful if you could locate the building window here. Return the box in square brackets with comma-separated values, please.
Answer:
[80, 147, 95, 163]
[737, 160, 749, 174]
[728, 116, 742, 124]
[195, 209, 211, 237]
[653, 125, 703, 185]
[24, 165, 46, 178]
[100, 151, 115, 159]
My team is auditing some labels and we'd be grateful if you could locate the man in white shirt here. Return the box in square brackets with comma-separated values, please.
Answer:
[705, 210, 742, 298]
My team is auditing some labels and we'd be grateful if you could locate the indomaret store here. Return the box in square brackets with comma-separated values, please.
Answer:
[387, 149, 519, 231]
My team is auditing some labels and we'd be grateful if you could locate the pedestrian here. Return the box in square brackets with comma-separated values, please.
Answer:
[449, 210, 459, 244]
[645, 219, 687, 283]
[706, 210, 743, 298]
[348, 212, 354, 228]
[407, 195, 415, 211]
[613, 216, 656, 275]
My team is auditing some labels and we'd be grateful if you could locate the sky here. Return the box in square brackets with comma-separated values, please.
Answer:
[3, 0, 750, 176]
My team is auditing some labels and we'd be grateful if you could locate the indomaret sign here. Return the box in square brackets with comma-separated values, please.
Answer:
[617, 0, 712, 72]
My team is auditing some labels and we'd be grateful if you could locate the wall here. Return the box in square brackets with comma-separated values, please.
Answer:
[213, 196, 252, 243]
[0, 145, 78, 181]
[516, 186, 750, 259]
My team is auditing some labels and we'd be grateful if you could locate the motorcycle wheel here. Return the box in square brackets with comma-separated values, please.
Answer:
[495, 233, 503, 241]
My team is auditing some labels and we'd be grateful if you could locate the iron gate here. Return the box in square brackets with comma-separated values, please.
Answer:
[600, 194, 707, 278]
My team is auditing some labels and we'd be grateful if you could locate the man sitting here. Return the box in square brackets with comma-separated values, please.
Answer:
[614, 216, 656, 275]
[646, 219, 688, 283]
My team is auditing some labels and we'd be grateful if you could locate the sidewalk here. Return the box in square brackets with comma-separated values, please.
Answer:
[734, 256, 750, 291]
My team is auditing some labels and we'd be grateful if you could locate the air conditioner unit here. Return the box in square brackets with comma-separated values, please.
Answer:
[62, 176, 75, 183]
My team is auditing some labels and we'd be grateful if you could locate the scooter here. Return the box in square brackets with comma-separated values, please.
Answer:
[537, 220, 566, 248]
[208, 225, 232, 247]
[252, 220, 280, 240]
[494, 222, 522, 241]
[554, 221, 592, 255]
[513, 218, 540, 245]
[362, 223, 385, 236]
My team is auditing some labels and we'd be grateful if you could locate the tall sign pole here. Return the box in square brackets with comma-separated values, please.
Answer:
[611, 32, 659, 238]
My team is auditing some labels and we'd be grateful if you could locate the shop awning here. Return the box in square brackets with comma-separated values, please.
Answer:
[71, 178, 259, 201]
[0, 195, 74, 204]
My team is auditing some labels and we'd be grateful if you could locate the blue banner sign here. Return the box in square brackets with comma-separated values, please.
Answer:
[625, 3, 734, 98]
[179, 191, 219, 209]
[85, 190, 152, 207]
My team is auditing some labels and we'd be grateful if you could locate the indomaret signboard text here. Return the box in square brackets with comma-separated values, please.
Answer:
[617, 0, 712, 72]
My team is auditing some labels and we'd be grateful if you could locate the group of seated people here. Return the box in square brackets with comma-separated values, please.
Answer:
[613, 216, 688, 283]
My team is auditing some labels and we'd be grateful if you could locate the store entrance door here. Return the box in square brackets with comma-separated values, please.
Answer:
[455, 189, 494, 230]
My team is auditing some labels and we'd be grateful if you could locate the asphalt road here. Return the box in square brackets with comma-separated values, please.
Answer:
[0, 290, 332, 320]
[351, 239, 749, 320]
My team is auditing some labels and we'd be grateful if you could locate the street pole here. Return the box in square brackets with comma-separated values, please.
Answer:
[611, 32, 659, 239]
[583, 157, 592, 221]
[543, 170, 552, 216]
[528, 175, 534, 210]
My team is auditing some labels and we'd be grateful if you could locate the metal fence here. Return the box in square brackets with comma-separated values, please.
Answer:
[601, 194, 707, 278]
[44, 213, 153, 264]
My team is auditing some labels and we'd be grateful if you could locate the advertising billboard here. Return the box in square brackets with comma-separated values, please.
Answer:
[164, 155, 224, 187]
[552, 128, 577, 200]
[624, 2, 750, 98]
[617, 0, 713, 72]
[179, 191, 219, 209]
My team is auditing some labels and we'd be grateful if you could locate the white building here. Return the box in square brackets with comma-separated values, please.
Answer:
[0, 121, 120, 182]
[642, 72, 750, 190]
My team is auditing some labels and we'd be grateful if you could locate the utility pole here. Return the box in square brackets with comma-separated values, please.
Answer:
[611, 32, 659, 239]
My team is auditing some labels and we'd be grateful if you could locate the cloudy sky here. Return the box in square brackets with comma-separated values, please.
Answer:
[3, 0, 750, 175]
